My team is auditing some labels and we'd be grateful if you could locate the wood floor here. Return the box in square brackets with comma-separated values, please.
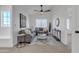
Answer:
[0, 36, 71, 53]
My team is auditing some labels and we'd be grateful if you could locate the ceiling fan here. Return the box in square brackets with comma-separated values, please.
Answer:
[34, 5, 51, 13]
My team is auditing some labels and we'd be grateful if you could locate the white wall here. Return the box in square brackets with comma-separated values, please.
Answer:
[72, 6, 79, 52]
[0, 5, 13, 47]
[12, 6, 30, 46]
[52, 6, 74, 47]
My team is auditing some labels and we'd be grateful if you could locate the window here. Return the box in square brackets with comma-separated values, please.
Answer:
[36, 18, 47, 28]
[1, 11, 11, 27]
[67, 18, 70, 30]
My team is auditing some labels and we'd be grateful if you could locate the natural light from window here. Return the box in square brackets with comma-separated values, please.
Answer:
[1, 11, 11, 27]
[36, 18, 47, 28]
[67, 18, 70, 30]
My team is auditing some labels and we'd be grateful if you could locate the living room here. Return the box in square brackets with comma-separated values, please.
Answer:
[0, 5, 78, 53]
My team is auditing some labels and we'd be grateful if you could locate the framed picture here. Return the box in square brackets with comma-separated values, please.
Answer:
[20, 13, 26, 28]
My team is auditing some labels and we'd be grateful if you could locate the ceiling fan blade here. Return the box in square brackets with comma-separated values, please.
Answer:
[34, 5, 51, 13]
[44, 10, 51, 12]
[34, 10, 41, 12]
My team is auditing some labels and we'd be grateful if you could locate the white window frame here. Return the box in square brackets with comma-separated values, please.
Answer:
[1, 11, 11, 27]
[36, 18, 47, 28]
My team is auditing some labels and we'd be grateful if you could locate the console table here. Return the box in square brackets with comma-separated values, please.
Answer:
[52, 28, 61, 41]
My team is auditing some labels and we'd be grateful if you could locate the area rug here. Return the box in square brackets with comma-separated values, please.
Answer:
[29, 36, 63, 46]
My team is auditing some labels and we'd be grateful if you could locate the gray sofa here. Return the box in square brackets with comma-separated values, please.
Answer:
[18, 30, 33, 44]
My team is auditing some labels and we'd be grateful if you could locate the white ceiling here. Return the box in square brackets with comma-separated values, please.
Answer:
[15, 5, 53, 15]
